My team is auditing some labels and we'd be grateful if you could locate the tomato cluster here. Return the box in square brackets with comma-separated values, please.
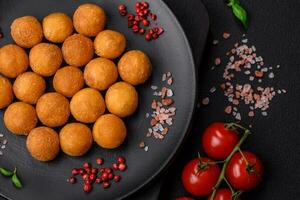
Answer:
[178, 122, 264, 200]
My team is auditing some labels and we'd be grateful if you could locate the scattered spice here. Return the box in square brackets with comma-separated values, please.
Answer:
[0, 133, 7, 156]
[214, 58, 221, 66]
[213, 40, 219, 45]
[223, 32, 231, 39]
[67, 157, 127, 193]
[255, 70, 264, 78]
[139, 141, 146, 148]
[140, 72, 176, 151]
[201, 34, 286, 121]
[224, 106, 232, 114]
[202, 97, 210, 106]
[118, 1, 164, 41]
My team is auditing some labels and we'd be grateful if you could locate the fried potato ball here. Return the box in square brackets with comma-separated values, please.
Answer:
[4, 102, 37, 135]
[10, 16, 43, 48]
[59, 123, 93, 157]
[29, 43, 63, 77]
[70, 88, 105, 123]
[43, 12, 73, 43]
[105, 82, 138, 117]
[13, 72, 46, 104]
[0, 44, 29, 78]
[118, 50, 152, 85]
[84, 58, 118, 91]
[27, 127, 60, 162]
[94, 30, 126, 59]
[0, 76, 13, 109]
[36, 92, 70, 127]
[62, 34, 94, 67]
[53, 66, 84, 97]
[73, 3, 106, 37]
[93, 114, 127, 149]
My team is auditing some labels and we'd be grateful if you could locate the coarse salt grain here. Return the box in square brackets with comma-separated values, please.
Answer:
[151, 85, 158, 90]
[162, 73, 167, 81]
[242, 39, 248, 43]
[139, 141, 146, 148]
[223, 32, 231, 39]
[225, 106, 232, 114]
[210, 86, 216, 93]
[213, 40, 219, 45]
[167, 78, 173, 85]
[215, 58, 221, 66]
[144, 146, 149, 152]
[262, 111, 268, 116]
[235, 113, 241, 120]
[202, 97, 210, 106]
[166, 89, 173, 97]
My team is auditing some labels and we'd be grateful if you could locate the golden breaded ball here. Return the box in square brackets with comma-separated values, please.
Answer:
[73, 3, 106, 37]
[53, 66, 84, 97]
[70, 88, 105, 123]
[29, 43, 63, 77]
[0, 44, 29, 78]
[13, 72, 46, 104]
[94, 30, 126, 59]
[0, 76, 13, 109]
[4, 102, 37, 135]
[43, 12, 73, 43]
[59, 123, 93, 157]
[27, 127, 60, 162]
[93, 114, 127, 149]
[84, 58, 118, 91]
[105, 82, 138, 117]
[36, 92, 70, 127]
[62, 34, 94, 67]
[10, 16, 43, 48]
[118, 50, 152, 85]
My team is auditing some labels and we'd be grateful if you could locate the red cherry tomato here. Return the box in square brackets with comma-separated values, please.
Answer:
[202, 122, 239, 160]
[207, 188, 240, 200]
[226, 151, 263, 191]
[181, 157, 221, 196]
[176, 197, 194, 200]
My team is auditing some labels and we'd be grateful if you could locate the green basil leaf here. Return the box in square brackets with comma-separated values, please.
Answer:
[0, 167, 13, 177]
[228, 0, 240, 6]
[11, 173, 22, 189]
[232, 3, 248, 29]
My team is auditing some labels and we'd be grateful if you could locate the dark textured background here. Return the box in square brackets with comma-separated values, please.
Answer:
[157, 0, 300, 199]
[132, 0, 300, 199]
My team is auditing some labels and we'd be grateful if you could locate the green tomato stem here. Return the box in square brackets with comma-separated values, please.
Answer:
[224, 177, 234, 194]
[210, 127, 250, 200]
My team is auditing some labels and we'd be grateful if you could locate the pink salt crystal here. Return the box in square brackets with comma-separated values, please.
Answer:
[151, 100, 157, 109]
[224, 106, 232, 114]
[248, 111, 255, 117]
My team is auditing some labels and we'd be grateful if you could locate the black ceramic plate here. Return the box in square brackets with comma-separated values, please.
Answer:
[0, 0, 197, 199]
